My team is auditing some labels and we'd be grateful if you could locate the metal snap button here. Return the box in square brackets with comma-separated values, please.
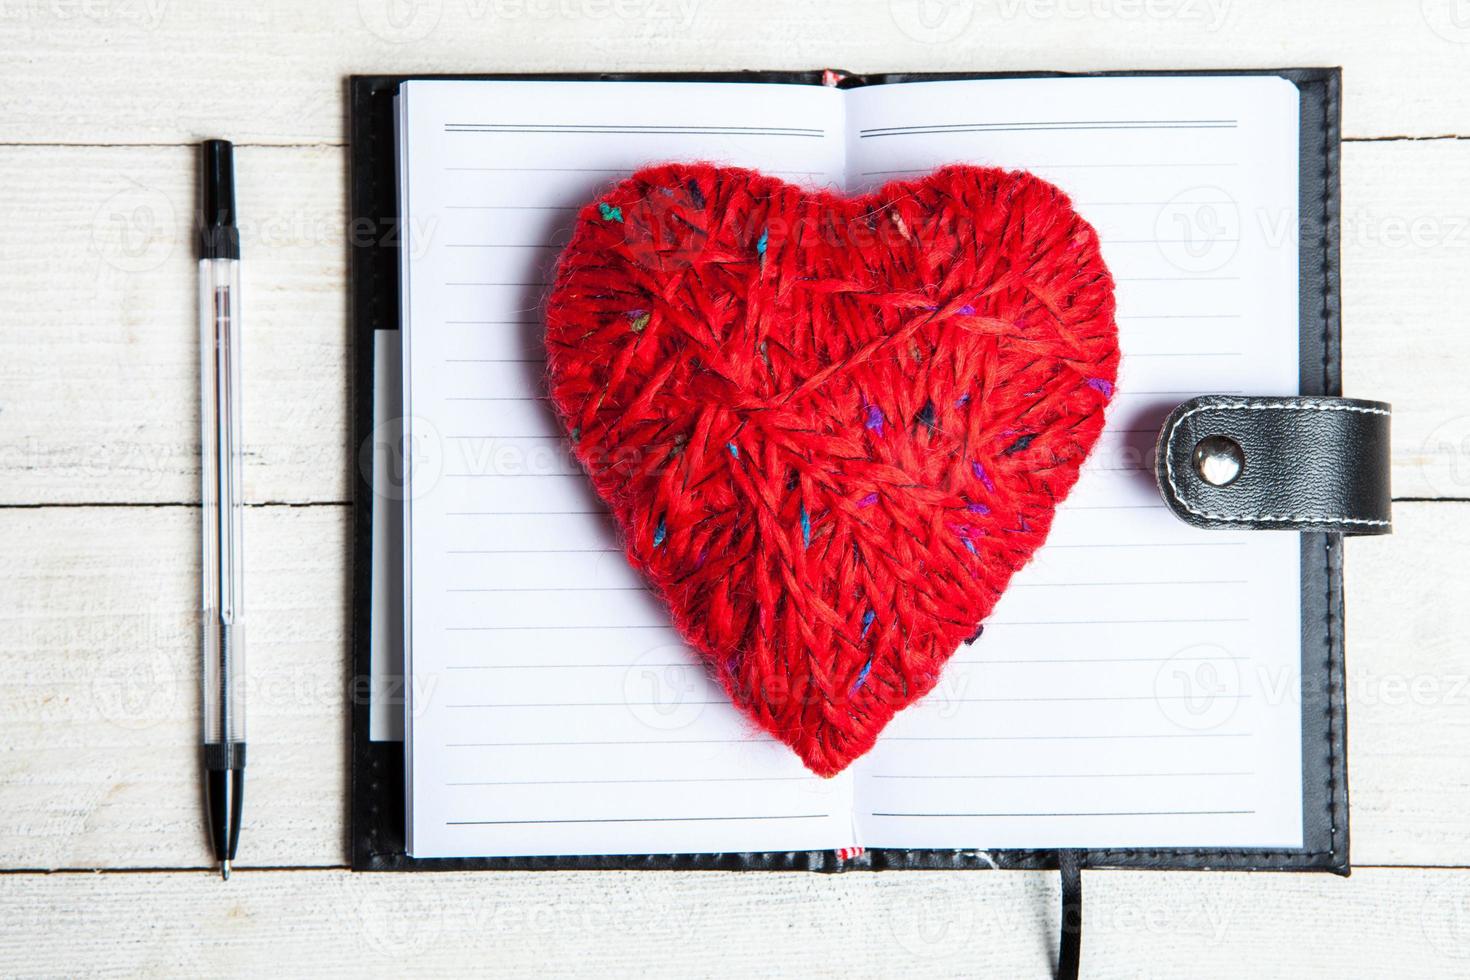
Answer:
[1192, 435, 1245, 487]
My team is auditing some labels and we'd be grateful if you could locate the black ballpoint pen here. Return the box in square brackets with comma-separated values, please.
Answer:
[199, 139, 246, 880]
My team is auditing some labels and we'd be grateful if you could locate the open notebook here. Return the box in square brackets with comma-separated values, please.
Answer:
[352, 70, 1346, 870]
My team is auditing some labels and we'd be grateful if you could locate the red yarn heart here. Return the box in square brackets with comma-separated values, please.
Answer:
[545, 163, 1118, 776]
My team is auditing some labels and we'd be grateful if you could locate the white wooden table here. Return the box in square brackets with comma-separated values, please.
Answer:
[2, 2, 1467, 975]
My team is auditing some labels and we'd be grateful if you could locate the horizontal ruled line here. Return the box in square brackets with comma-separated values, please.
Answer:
[445, 586, 646, 593]
[1047, 541, 1244, 549]
[1127, 351, 1243, 358]
[446, 737, 773, 748]
[446, 624, 667, 632]
[868, 771, 1254, 780]
[446, 814, 828, 826]
[446, 166, 628, 173]
[442, 166, 831, 176]
[860, 163, 1236, 176]
[446, 548, 619, 554]
[446, 701, 725, 709]
[443, 473, 583, 479]
[446, 243, 563, 249]
[447, 122, 825, 137]
[1010, 579, 1246, 588]
[447, 129, 826, 138]
[868, 809, 1255, 819]
[1115, 275, 1241, 281]
[1117, 313, 1242, 320]
[918, 694, 1250, 703]
[447, 775, 810, 787]
[446, 662, 689, 670]
[446, 204, 578, 211]
[444, 396, 549, 401]
[1080, 203, 1235, 210]
[447, 123, 825, 132]
[1062, 504, 1162, 511]
[443, 358, 544, 364]
[442, 618, 1248, 633]
[445, 510, 608, 516]
[443, 653, 1250, 668]
[1108, 238, 1242, 245]
[950, 654, 1248, 665]
[1115, 389, 1244, 396]
[883, 732, 1249, 743]
[861, 117, 1234, 133]
[860, 120, 1236, 138]
[988, 618, 1249, 627]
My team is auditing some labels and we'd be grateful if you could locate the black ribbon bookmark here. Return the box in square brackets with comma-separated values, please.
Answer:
[1057, 849, 1084, 980]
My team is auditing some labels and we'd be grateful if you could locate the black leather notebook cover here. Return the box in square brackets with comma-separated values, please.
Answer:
[347, 68, 1348, 874]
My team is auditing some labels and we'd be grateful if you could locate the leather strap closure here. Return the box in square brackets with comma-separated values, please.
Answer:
[1154, 396, 1392, 535]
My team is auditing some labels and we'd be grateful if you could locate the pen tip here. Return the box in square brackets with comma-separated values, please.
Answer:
[221, 860, 231, 881]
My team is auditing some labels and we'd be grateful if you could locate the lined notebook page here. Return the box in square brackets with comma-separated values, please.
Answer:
[843, 76, 1305, 848]
[397, 74, 1308, 859]
[398, 81, 856, 858]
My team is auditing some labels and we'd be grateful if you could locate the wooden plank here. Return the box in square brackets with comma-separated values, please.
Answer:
[0, 866, 1467, 976]
[0, 505, 348, 870]
[0, 1, 1467, 144]
[0, 144, 347, 506]
[1345, 502, 1470, 865]
[1343, 138, 1470, 500]
[0, 500, 1461, 870]
[1, 138, 1462, 505]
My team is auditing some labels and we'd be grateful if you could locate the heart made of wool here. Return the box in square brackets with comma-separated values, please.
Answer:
[545, 163, 1118, 776]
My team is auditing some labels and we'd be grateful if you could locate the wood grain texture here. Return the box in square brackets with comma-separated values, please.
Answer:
[0, 144, 347, 506]
[1, 866, 1468, 978]
[0, 10, 1463, 971]
[1, 0, 1469, 144]
[1342, 138, 1470, 500]
[0, 506, 349, 870]
[0, 502, 1460, 870]
[2, 138, 1464, 506]
[1344, 503, 1470, 865]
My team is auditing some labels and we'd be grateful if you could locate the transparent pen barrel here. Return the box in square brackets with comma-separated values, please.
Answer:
[200, 257, 246, 745]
